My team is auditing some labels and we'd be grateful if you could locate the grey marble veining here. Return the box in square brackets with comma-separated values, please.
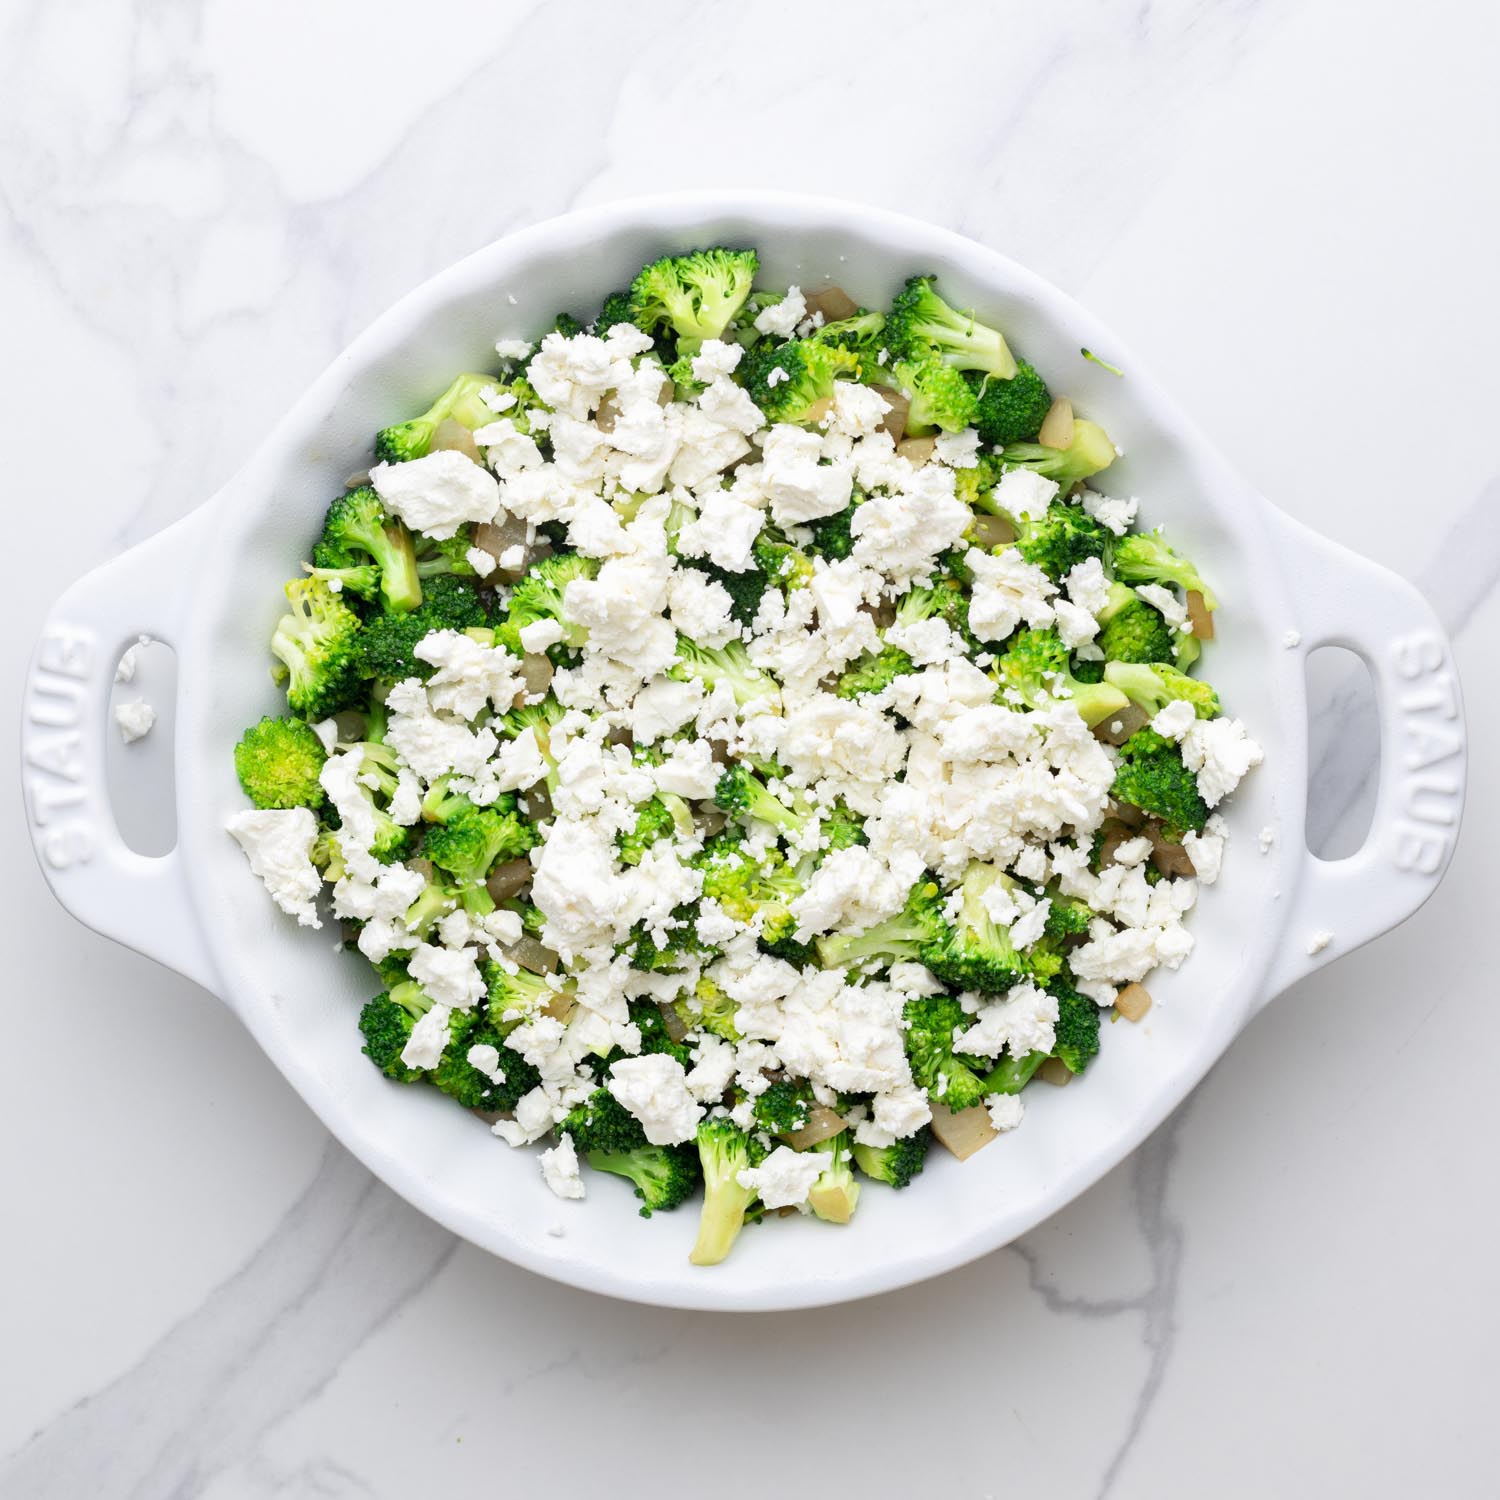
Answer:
[4, 1, 1497, 1496]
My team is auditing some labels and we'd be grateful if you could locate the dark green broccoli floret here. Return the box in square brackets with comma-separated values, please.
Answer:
[355, 575, 488, 682]
[422, 799, 537, 913]
[629, 248, 759, 348]
[968, 360, 1051, 445]
[357, 981, 469, 1085]
[999, 419, 1117, 490]
[432, 1015, 520, 1109]
[564, 1087, 700, 1217]
[714, 763, 811, 838]
[374, 373, 498, 465]
[270, 576, 364, 719]
[1013, 501, 1112, 581]
[1044, 895, 1093, 940]
[670, 637, 778, 707]
[690, 1117, 764, 1266]
[1104, 661, 1220, 719]
[627, 906, 709, 974]
[920, 861, 1030, 996]
[1112, 530, 1218, 611]
[885, 275, 1017, 379]
[498, 553, 598, 651]
[995, 627, 1129, 728]
[594, 290, 636, 336]
[834, 581, 966, 698]
[807, 1130, 861, 1224]
[1051, 981, 1102, 1075]
[887, 355, 977, 434]
[806, 503, 856, 561]
[852, 1128, 930, 1189]
[483, 961, 570, 1028]
[812, 310, 887, 359]
[740, 338, 862, 424]
[682, 559, 769, 627]
[233, 715, 327, 810]
[902, 994, 990, 1112]
[629, 999, 696, 1069]
[1096, 582, 1176, 664]
[752, 1078, 815, 1136]
[317, 486, 422, 614]
[1112, 728, 1209, 833]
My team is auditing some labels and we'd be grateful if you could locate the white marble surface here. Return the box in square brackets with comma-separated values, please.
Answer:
[3, 1, 1497, 1494]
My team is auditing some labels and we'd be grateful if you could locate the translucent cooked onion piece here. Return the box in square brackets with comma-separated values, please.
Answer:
[929, 1101, 998, 1160]
[1037, 396, 1075, 449]
[473, 515, 531, 583]
[431, 417, 482, 464]
[485, 857, 533, 904]
[1115, 982, 1153, 1022]
[968, 513, 1015, 548]
[505, 935, 560, 976]
[802, 285, 860, 322]
[520, 653, 554, 697]
[895, 435, 937, 466]
[1093, 704, 1149, 746]
[780, 1106, 848, 1150]
[1148, 824, 1197, 879]
[1038, 1058, 1073, 1087]
[876, 385, 908, 441]
[658, 1001, 690, 1043]
[1186, 589, 1215, 640]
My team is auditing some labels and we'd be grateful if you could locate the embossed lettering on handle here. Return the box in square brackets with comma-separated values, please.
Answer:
[1388, 631, 1463, 877]
[24, 624, 99, 871]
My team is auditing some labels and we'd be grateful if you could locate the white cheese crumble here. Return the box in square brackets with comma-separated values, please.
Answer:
[736, 1144, 825, 1209]
[115, 698, 156, 743]
[606, 1054, 704, 1145]
[226, 809, 323, 927]
[539, 1133, 586, 1200]
[1306, 929, 1333, 956]
[370, 449, 500, 538]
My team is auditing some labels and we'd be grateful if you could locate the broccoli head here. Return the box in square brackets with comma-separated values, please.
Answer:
[616, 796, 689, 865]
[233, 715, 327, 810]
[752, 1078, 815, 1136]
[999, 419, 1117, 490]
[374, 372, 498, 465]
[968, 360, 1051, 445]
[816, 879, 945, 973]
[499, 553, 599, 651]
[1051, 981, 1102, 1075]
[996, 627, 1130, 729]
[1112, 530, 1218, 611]
[1104, 661, 1220, 720]
[852, 1129, 930, 1189]
[807, 1131, 861, 1224]
[1096, 582, 1176, 663]
[806, 502, 857, 561]
[317, 486, 422, 614]
[1013, 501, 1112, 581]
[355, 575, 489, 683]
[752, 531, 816, 592]
[921, 861, 1030, 996]
[563, 1088, 700, 1217]
[1111, 728, 1210, 833]
[270, 576, 364, 719]
[689, 1117, 764, 1266]
[414, 528, 478, 581]
[673, 976, 742, 1044]
[629, 248, 759, 347]
[886, 275, 1017, 380]
[422, 800, 537, 912]
[835, 645, 914, 699]
[887, 355, 978, 434]
[670, 637, 778, 707]
[902, 993, 990, 1112]
[714, 763, 811, 838]
[740, 338, 862, 424]
[593, 290, 636, 336]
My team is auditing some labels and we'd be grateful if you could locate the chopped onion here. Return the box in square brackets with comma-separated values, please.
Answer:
[506, 935, 560, 976]
[1148, 824, 1196, 878]
[345, 469, 370, 489]
[876, 385, 908, 441]
[929, 1101, 998, 1160]
[331, 709, 367, 743]
[696, 804, 728, 838]
[485, 857, 533, 904]
[802, 285, 860, 322]
[1093, 703, 1149, 746]
[657, 380, 675, 407]
[1107, 797, 1146, 828]
[520, 653, 554, 697]
[801, 395, 834, 427]
[1096, 818, 1136, 868]
[471, 1108, 510, 1125]
[595, 392, 620, 433]
[1115, 982, 1153, 1022]
[521, 783, 553, 821]
[474, 515, 530, 583]
[1037, 397, 1074, 449]
[1038, 1058, 1073, 1087]
[861, 598, 897, 629]
[896, 435, 937, 466]
[1186, 590, 1215, 640]
[968, 513, 1015, 548]
[781, 1106, 848, 1150]
[542, 989, 574, 1024]
[431, 418, 482, 464]
[658, 1001, 690, 1044]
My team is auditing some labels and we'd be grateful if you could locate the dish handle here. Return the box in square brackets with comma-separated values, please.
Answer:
[22, 510, 221, 995]
[1260, 509, 1465, 1002]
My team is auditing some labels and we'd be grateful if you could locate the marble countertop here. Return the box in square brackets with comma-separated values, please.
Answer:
[3, 1, 1496, 1495]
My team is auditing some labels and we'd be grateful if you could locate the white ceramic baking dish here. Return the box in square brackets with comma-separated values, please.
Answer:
[22, 195, 1467, 1310]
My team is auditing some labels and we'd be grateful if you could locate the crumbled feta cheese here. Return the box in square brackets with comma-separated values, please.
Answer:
[675, 490, 765, 572]
[1135, 583, 1188, 630]
[519, 618, 566, 654]
[1063, 557, 1111, 617]
[690, 339, 744, 381]
[1283, 629, 1302, 649]
[370, 449, 500, 538]
[495, 337, 534, 360]
[1151, 699, 1197, 742]
[467, 546, 498, 578]
[955, 983, 1059, 1058]
[736, 1144, 825, 1209]
[667, 568, 740, 648]
[1306, 929, 1333, 956]
[990, 468, 1059, 521]
[653, 738, 720, 800]
[467, 1042, 507, 1085]
[1181, 717, 1264, 807]
[1181, 821, 1225, 884]
[115, 698, 155, 743]
[753, 287, 807, 338]
[606, 1054, 703, 1145]
[986, 1093, 1025, 1132]
[1259, 826, 1275, 853]
[1080, 490, 1139, 536]
[850, 469, 970, 582]
[400, 1003, 453, 1071]
[965, 547, 1056, 641]
[408, 943, 486, 1010]
[759, 425, 854, 525]
[227, 809, 323, 927]
[114, 634, 151, 683]
[934, 428, 981, 468]
[539, 1133, 586, 1200]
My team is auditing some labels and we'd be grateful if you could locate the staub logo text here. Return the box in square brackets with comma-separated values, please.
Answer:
[1389, 631, 1463, 877]
[24, 626, 96, 870]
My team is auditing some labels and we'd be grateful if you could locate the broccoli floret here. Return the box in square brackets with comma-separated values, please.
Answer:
[670, 637, 778, 707]
[887, 356, 977, 434]
[483, 961, 569, 1029]
[806, 503, 856, 561]
[414, 528, 478, 581]
[1044, 894, 1093, 939]
[1013, 501, 1112, 581]
[374, 373, 498, 465]
[673, 975, 742, 1043]
[1112, 530, 1218, 611]
[233, 715, 327, 810]
[306, 559, 382, 601]
[740, 338, 862, 424]
[902, 993, 990, 1112]
[681, 559, 768, 627]
[1104, 661, 1220, 720]
[696, 837, 801, 936]
[499, 553, 598, 650]
[886, 275, 1017, 380]
[852, 1129, 930, 1189]
[497, 696, 566, 795]
[317, 486, 422, 614]
[594, 290, 636, 336]
[816, 878, 946, 973]
[270, 576, 364, 719]
[564, 1088, 700, 1217]
[714, 763, 811, 838]
[689, 1117, 764, 1266]
[1051, 981, 1102, 1075]
[751, 531, 815, 592]
[334, 743, 414, 863]
[952, 452, 1005, 510]
[1096, 582, 1176, 663]
[812, 310, 887, 359]
[807, 1130, 861, 1224]
[616, 796, 688, 865]
[968, 360, 1051, 445]
[999, 419, 1117, 490]
[835, 646, 914, 699]
[357, 987, 427, 1083]
[629, 248, 759, 348]
[996, 627, 1130, 729]
[752, 1078, 815, 1136]
[422, 799, 537, 912]
[431, 1015, 518, 1110]
[1112, 728, 1209, 833]
[356, 575, 488, 682]
[627, 906, 709, 974]
[921, 861, 1031, 996]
